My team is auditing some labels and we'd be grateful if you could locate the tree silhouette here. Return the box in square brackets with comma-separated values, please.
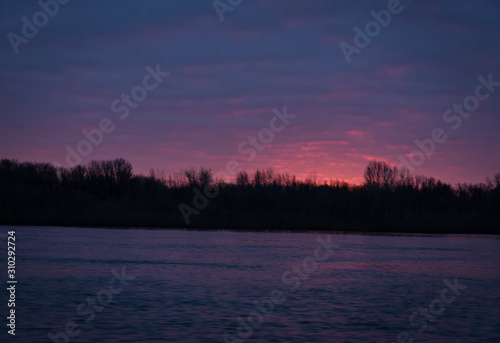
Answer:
[363, 160, 398, 188]
[0, 158, 498, 234]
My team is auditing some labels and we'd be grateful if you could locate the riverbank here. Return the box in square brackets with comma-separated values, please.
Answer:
[1, 158, 499, 235]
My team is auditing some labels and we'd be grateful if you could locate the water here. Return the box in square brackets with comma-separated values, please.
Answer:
[1, 226, 499, 343]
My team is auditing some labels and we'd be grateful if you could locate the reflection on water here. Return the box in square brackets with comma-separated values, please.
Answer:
[3, 227, 499, 342]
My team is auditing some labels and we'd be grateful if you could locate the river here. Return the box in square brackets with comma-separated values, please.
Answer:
[2, 226, 499, 342]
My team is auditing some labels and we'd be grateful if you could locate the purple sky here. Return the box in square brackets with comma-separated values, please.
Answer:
[1, 0, 499, 184]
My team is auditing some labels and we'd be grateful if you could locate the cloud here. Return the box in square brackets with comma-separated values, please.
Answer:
[0, 0, 499, 184]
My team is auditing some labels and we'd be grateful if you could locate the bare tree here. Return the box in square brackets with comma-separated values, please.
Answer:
[184, 168, 197, 188]
[265, 167, 275, 186]
[253, 169, 264, 187]
[494, 173, 500, 189]
[236, 170, 250, 186]
[398, 166, 413, 188]
[363, 160, 398, 188]
[198, 167, 213, 189]
[306, 170, 318, 186]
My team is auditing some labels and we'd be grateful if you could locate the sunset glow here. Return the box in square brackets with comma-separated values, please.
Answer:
[1, 1, 499, 184]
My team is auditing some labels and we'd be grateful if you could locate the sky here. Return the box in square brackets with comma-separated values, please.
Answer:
[1, 0, 499, 184]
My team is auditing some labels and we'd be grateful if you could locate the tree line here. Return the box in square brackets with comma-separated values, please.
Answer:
[0, 158, 498, 234]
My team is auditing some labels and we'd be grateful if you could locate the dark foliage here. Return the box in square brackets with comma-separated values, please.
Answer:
[0, 158, 498, 234]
